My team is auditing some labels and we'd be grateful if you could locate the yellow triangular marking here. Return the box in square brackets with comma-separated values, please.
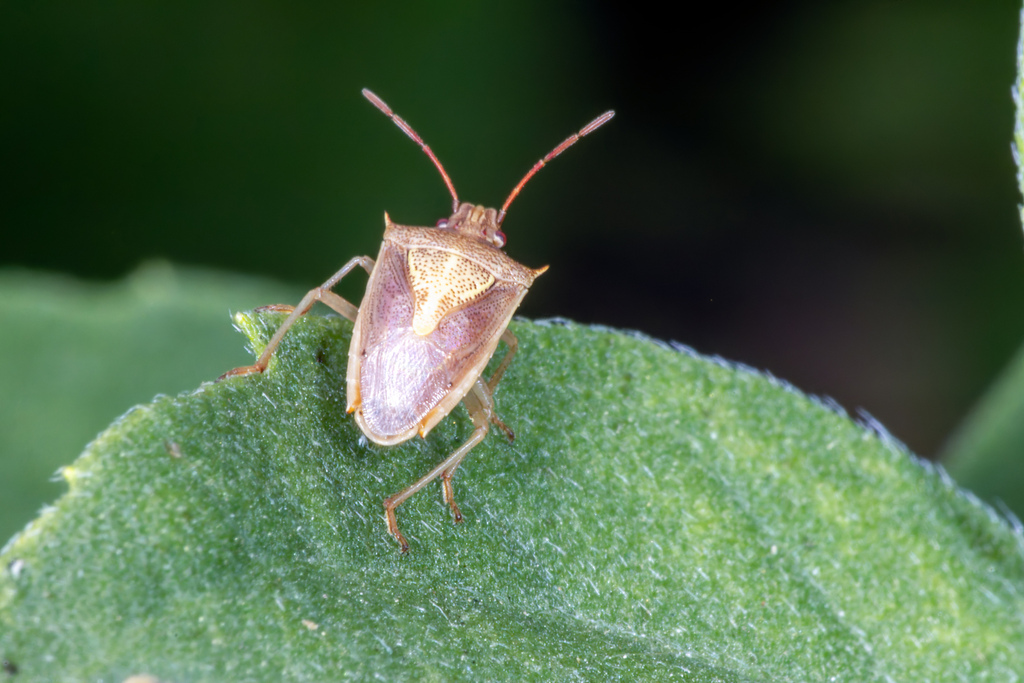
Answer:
[408, 249, 494, 336]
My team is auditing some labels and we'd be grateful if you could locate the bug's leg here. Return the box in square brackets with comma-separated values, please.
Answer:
[219, 256, 374, 380]
[487, 329, 518, 393]
[439, 379, 498, 523]
[254, 303, 298, 313]
[482, 329, 518, 441]
[383, 385, 491, 552]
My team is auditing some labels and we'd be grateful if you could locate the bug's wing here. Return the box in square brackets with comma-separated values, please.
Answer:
[350, 246, 527, 444]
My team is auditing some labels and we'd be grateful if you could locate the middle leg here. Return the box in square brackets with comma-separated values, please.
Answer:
[219, 255, 374, 380]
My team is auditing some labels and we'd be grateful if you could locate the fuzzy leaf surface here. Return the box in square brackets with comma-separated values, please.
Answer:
[2, 312, 1023, 681]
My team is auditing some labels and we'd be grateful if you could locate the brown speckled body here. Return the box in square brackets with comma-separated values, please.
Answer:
[347, 206, 544, 445]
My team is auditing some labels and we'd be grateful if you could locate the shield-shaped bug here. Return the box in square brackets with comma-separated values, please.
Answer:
[221, 89, 614, 551]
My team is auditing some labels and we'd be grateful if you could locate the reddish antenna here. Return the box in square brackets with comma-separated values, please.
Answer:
[497, 109, 615, 226]
[362, 88, 460, 213]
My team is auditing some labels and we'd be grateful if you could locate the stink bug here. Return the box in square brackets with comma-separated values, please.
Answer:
[222, 89, 614, 551]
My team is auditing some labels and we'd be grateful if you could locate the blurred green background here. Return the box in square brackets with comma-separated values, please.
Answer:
[2, 1, 1024, 539]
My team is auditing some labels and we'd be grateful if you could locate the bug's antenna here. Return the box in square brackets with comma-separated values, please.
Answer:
[362, 88, 460, 213]
[497, 109, 615, 226]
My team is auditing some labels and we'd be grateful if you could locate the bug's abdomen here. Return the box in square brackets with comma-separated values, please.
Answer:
[349, 239, 529, 443]
[352, 245, 452, 440]
[359, 328, 449, 437]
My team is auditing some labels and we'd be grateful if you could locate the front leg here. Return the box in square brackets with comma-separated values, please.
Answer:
[483, 328, 517, 441]
[487, 328, 518, 394]
[219, 255, 374, 380]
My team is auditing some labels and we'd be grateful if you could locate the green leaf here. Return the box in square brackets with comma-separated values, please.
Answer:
[3, 304, 1023, 681]
[0, 263, 299, 543]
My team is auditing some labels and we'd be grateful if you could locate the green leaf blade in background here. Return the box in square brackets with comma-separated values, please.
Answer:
[0, 263, 299, 544]
[2, 301, 1023, 681]
[943, 344, 1024, 517]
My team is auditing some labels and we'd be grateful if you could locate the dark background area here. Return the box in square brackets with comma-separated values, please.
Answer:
[2, 0, 1022, 459]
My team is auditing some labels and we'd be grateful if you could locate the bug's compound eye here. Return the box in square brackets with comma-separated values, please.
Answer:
[435, 218, 449, 229]
[493, 230, 507, 248]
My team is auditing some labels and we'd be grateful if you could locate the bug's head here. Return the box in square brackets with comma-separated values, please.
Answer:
[437, 203, 506, 249]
